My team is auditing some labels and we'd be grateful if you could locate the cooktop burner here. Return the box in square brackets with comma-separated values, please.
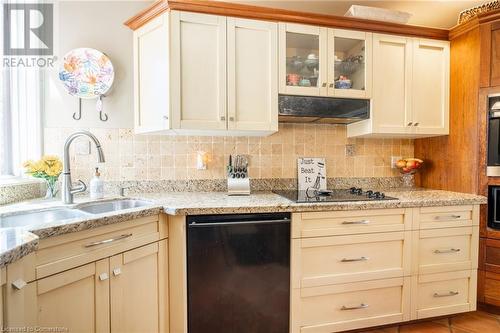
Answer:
[274, 187, 397, 203]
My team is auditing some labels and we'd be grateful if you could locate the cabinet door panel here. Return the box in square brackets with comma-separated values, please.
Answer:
[412, 39, 450, 135]
[372, 34, 413, 134]
[279, 23, 328, 96]
[134, 14, 170, 133]
[6, 260, 110, 332]
[328, 29, 372, 99]
[110, 241, 168, 333]
[171, 11, 226, 130]
[227, 18, 278, 132]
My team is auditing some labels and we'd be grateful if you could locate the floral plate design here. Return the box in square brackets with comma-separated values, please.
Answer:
[59, 48, 114, 99]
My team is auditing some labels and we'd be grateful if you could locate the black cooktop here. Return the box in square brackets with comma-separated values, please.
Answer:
[274, 187, 397, 203]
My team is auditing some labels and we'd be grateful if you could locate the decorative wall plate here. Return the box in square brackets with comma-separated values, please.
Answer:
[59, 48, 114, 99]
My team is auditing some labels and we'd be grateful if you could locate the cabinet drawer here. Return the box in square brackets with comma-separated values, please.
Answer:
[413, 227, 479, 275]
[292, 209, 409, 238]
[483, 238, 500, 273]
[483, 271, 500, 306]
[294, 277, 410, 333]
[293, 232, 411, 288]
[36, 215, 161, 278]
[414, 206, 476, 229]
[411, 270, 477, 320]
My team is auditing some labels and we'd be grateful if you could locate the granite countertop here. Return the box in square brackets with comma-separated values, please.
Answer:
[0, 188, 487, 268]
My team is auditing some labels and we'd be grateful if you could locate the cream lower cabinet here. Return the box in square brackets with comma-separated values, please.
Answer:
[4, 240, 168, 333]
[347, 34, 450, 138]
[1, 267, 5, 329]
[133, 11, 278, 136]
[291, 205, 479, 333]
[110, 241, 168, 333]
[5, 259, 110, 332]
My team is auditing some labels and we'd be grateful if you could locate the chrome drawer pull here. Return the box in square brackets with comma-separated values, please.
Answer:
[11, 279, 27, 290]
[433, 291, 459, 298]
[341, 303, 369, 311]
[434, 248, 460, 254]
[342, 220, 370, 225]
[84, 233, 133, 248]
[341, 256, 369, 262]
[434, 215, 461, 220]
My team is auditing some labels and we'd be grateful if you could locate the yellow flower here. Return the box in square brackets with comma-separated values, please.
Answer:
[32, 160, 47, 173]
[23, 156, 62, 178]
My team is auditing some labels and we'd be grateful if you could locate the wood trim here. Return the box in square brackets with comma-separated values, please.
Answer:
[124, 0, 170, 30]
[450, 8, 500, 40]
[124, 0, 449, 40]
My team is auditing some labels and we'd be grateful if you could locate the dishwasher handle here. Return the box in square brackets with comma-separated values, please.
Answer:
[188, 219, 290, 227]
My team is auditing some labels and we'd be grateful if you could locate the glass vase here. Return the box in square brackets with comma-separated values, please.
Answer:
[44, 179, 59, 199]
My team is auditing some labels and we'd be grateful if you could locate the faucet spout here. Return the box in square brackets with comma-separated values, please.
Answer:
[62, 131, 106, 204]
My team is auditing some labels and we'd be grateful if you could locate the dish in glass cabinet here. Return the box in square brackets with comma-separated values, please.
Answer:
[59, 48, 114, 99]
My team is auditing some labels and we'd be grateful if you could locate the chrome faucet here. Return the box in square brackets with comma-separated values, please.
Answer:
[62, 131, 105, 204]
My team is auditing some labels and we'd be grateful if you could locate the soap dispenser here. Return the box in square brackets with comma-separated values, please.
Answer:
[90, 167, 104, 199]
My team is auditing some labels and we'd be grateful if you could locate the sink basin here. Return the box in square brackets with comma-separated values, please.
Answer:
[77, 199, 153, 215]
[0, 208, 90, 229]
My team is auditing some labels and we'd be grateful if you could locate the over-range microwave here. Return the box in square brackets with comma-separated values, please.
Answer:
[487, 93, 500, 176]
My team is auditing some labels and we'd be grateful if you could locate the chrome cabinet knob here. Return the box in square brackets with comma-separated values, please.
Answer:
[407, 122, 413, 126]
[99, 273, 109, 281]
[322, 82, 327, 87]
[413, 122, 419, 126]
[113, 268, 122, 276]
[220, 116, 226, 121]
[329, 83, 334, 88]
[163, 115, 168, 120]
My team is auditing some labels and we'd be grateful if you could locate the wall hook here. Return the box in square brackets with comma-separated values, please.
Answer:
[97, 96, 108, 122]
[73, 98, 82, 120]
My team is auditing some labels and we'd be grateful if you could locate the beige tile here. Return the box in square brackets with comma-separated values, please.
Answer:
[44, 125, 413, 181]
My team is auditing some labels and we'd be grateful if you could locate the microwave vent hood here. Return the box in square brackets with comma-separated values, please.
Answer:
[278, 94, 369, 124]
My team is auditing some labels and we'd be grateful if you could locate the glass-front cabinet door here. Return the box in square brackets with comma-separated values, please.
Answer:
[279, 23, 327, 96]
[328, 29, 372, 99]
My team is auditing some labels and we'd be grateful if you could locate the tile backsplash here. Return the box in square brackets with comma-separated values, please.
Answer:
[43, 124, 414, 183]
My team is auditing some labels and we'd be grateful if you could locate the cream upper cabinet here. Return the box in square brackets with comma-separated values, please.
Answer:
[279, 23, 372, 99]
[227, 18, 278, 132]
[171, 11, 227, 131]
[133, 14, 170, 134]
[5, 260, 110, 332]
[372, 34, 413, 135]
[347, 34, 450, 138]
[328, 29, 372, 99]
[412, 39, 450, 135]
[133, 11, 278, 136]
[279, 23, 328, 96]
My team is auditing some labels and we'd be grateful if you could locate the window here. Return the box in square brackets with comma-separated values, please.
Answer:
[0, 4, 44, 178]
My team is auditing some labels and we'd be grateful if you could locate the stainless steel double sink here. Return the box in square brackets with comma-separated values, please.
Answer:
[0, 199, 153, 229]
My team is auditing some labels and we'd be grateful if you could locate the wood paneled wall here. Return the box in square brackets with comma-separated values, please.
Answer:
[414, 27, 481, 194]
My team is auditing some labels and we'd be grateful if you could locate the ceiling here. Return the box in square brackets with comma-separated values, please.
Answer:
[220, 0, 488, 29]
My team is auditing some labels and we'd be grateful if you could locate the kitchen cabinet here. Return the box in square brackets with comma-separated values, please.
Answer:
[347, 34, 449, 138]
[279, 23, 372, 99]
[5, 259, 110, 331]
[5, 241, 168, 333]
[170, 11, 227, 131]
[411, 39, 450, 135]
[327, 29, 372, 99]
[110, 241, 168, 333]
[279, 23, 328, 96]
[1, 267, 5, 329]
[133, 11, 278, 136]
[291, 205, 479, 332]
[227, 18, 278, 132]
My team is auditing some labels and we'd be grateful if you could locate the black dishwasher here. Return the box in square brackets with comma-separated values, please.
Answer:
[187, 213, 290, 333]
